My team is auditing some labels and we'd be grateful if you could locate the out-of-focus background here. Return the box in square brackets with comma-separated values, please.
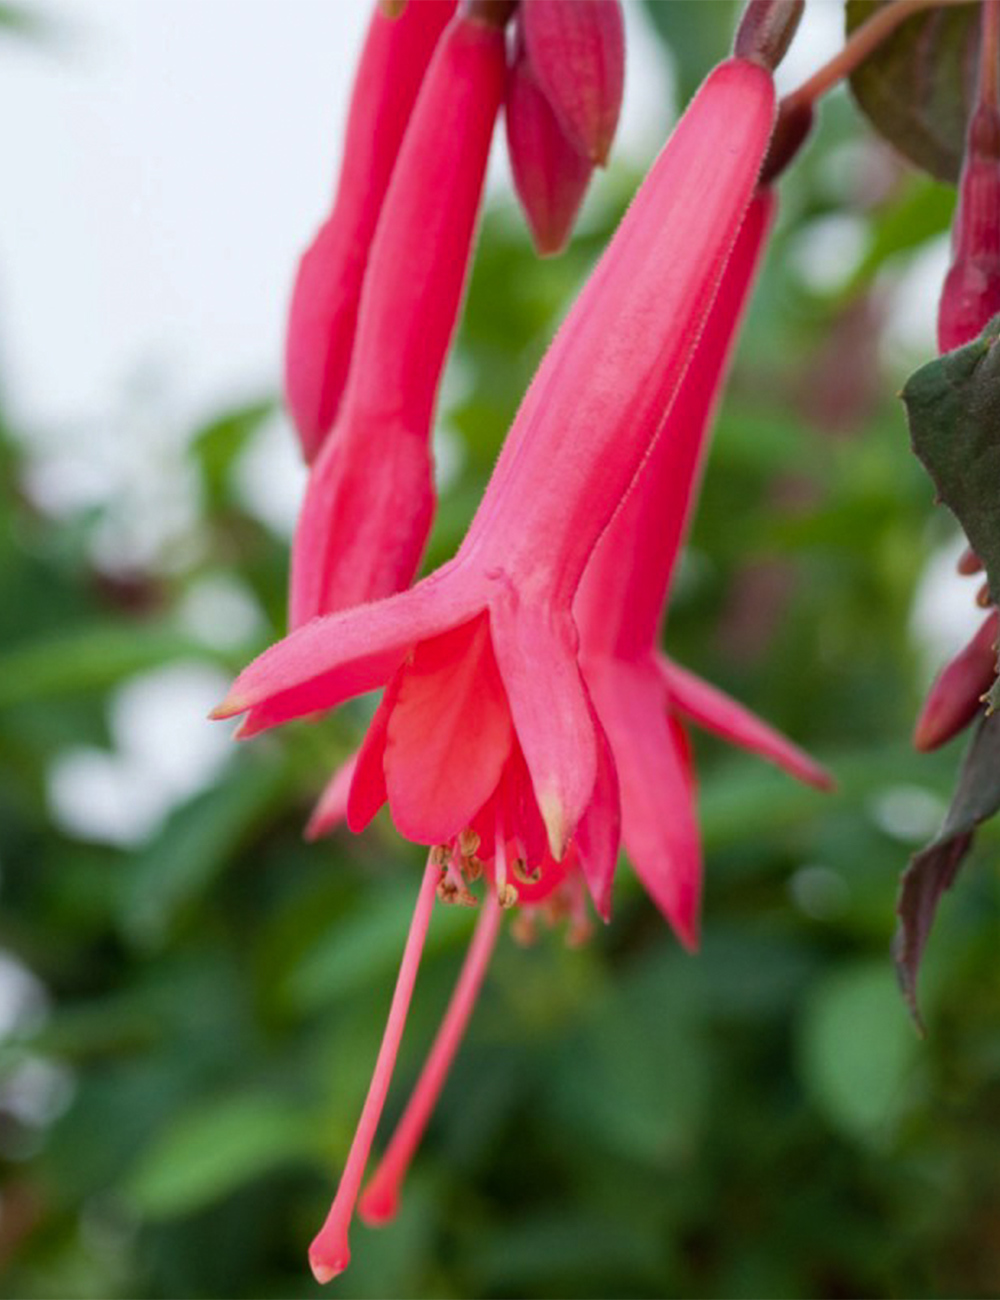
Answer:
[0, 2, 997, 1296]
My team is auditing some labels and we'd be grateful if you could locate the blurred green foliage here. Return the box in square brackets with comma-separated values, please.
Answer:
[1, 7, 1000, 1300]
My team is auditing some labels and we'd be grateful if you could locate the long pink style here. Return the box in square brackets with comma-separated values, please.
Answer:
[284, 0, 455, 461]
[290, 10, 506, 628]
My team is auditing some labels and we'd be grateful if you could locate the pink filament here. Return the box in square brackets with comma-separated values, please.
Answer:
[358, 892, 503, 1226]
[308, 854, 439, 1284]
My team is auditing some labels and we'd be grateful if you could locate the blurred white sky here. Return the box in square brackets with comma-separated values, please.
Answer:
[0, 0, 683, 438]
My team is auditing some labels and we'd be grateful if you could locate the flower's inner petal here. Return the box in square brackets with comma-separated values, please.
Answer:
[347, 674, 404, 832]
[385, 613, 514, 843]
[307, 751, 360, 840]
[589, 658, 701, 949]
[573, 709, 620, 921]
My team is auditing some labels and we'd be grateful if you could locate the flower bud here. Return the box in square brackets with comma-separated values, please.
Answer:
[938, 103, 1000, 353]
[521, 0, 624, 166]
[914, 610, 999, 751]
[505, 25, 592, 256]
[734, 0, 804, 72]
[284, 1, 455, 461]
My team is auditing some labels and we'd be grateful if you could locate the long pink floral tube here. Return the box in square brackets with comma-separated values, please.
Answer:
[289, 9, 506, 628]
[284, 0, 456, 461]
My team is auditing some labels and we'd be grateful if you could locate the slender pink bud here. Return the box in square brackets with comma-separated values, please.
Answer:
[505, 23, 592, 256]
[937, 102, 1000, 352]
[284, 0, 456, 461]
[290, 12, 506, 628]
[914, 610, 999, 751]
[521, 0, 624, 166]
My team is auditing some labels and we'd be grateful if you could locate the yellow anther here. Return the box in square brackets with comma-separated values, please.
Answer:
[512, 857, 541, 885]
[464, 855, 484, 882]
[430, 844, 450, 871]
[498, 882, 519, 910]
[458, 829, 481, 858]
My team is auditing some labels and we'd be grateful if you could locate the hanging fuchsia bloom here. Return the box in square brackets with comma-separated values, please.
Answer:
[914, 608, 999, 751]
[284, 0, 456, 461]
[290, 7, 506, 628]
[505, 18, 593, 256]
[349, 186, 829, 1232]
[938, 101, 1000, 353]
[215, 57, 776, 1281]
[521, 0, 625, 166]
[575, 189, 831, 948]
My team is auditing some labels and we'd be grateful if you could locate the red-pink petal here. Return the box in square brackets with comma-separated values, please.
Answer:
[306, 752, 359, 840]
[659, 656, 833, 791]
[385, 615, 513, 844]
[587, 658, 701, 948]
[346, 674, 409, 833]
[521, 0, 624, 166]
[489, 594, 598, 860]
[914, 610, 999, 751]
[573, 708, 620, 922]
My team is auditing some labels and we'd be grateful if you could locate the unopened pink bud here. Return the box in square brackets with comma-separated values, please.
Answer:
[520, 0, 624, 166]
[937, 103, 1000, 352]
[914, 610, 999, 751]
[285, 1, 455, 461]
[505, 27, 592, 256]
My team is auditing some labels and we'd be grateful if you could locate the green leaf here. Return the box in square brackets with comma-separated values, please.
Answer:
[190, 397, 276, 511]
[126, 1091, 312, 1218]
[798, 961, 920, 1140]
[0, 623, 231, 709]
[901, 313, 1000, 703]
[122, 756, 289, 947]
[846, 0, 979, 183]
[894, 711, 1000, 1026]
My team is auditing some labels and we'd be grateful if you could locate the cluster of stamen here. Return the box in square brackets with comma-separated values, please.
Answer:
[431, 828, 521, 909]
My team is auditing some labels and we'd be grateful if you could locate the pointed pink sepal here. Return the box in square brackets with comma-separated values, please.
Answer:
[306, 753, 359, 840]
[914, 610, 999, 751]
[521, 0, 624, 166]
[506, 26, 592, 256]
[660, 657, 834, 791]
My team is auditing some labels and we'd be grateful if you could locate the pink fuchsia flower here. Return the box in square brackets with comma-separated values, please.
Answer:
[289, 7, 507, 628]
[351, 187, 829, 1232]
[521, 0, 624, 166]
[575, 189, 832, 949]
[914, 608, 999, 751]
[505, 18, 593, 257]
[284, 0, 456, 462]
[215, 56, 776, 1281]
[938, 101, 1000, 353]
